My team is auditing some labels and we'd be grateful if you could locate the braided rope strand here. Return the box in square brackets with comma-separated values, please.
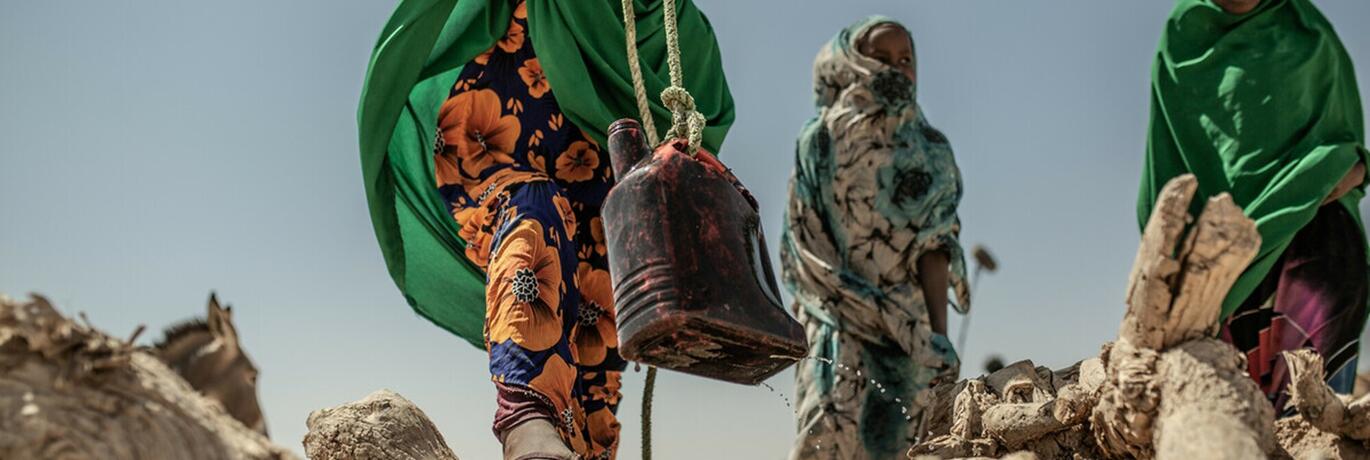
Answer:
[619, 4, 662, 459]
[659, 0, 705, 152]
[641, 366, 657, 460]
[622, 0, 706, 154]
[662, 0, 683, 88]
[617, 0, 713, 454]
[620, 0, 659, 146]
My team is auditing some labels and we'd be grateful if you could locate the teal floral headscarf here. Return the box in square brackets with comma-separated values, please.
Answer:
[784, 15, 969, 329]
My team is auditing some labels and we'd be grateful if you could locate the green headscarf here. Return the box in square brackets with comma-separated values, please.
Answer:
[357, 0, 734, 348]
[1138, 0, 1369, 320]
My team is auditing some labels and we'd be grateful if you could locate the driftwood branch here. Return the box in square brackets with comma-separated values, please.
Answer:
[1284, 349, 1370, 442]
[911, 174, 1288, 459]
[1162, 193, 1260, 348]
[1096, 175, 1267, 460]
[1119, 175, 1196, 350]
[1150, 339, 1272, 459]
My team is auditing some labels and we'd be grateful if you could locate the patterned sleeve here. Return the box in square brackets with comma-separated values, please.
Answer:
[782, 122, 891, 345]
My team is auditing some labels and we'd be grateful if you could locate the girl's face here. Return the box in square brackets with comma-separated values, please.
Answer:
[1214, 0, 1260, 14]
[859, 24, 916, 84]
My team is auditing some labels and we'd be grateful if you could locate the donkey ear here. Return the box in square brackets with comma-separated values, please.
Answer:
[206, 292, 239, 344]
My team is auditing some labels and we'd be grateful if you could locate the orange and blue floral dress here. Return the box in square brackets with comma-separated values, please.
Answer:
[432, 1, 625, 457]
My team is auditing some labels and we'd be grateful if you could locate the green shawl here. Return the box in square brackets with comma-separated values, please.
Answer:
[1138, 0, 1369, 320]
[358, 0, 734, 348]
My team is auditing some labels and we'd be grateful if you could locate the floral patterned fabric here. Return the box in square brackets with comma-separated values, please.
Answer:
[433, 1, 625, 457]
[781, 16, 968, 460]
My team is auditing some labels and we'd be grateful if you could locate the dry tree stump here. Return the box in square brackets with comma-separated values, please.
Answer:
[0, 294, 296, 460]
[303, 389, 459, 460]
[911, 174, 1282, 459]
[1094, 174, 1270, 460]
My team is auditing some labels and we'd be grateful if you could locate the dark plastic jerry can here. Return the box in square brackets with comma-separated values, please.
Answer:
[601, 119, 807, 385]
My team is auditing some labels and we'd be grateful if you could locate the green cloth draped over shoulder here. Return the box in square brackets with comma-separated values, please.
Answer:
[357, 0, 734, 348]
[1138, 0, 1369, 321]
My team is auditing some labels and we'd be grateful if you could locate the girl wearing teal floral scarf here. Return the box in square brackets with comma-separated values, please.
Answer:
[781, 16, 969, 459]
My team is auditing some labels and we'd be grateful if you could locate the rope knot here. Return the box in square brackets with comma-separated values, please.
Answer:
[661, 86, 705, 153]
[625, 0, 707, 157]
[660, 86, 696, 112]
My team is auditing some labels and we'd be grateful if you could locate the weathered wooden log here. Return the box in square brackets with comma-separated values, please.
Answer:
[1119, 175, 1196, 350]
[0, 294, 296, 460]
[913, 175, 1273, 459]
[303, 389, 459, 460]
[983, 402, 1068, 448]
[951, 380, 991, 439]
[1052, 358, 1104, 425]
[1092, 174, 1269, 460]
[1152, 339, 1274, 459]
[984, 361, 1054, 405]
[911, 360, 1098, 460]
[1121, 175, 1261, 350]
[1090, 340, 1162, 458]
[1163, 193, 1262, 348]
[1284, 349, 1370, 442]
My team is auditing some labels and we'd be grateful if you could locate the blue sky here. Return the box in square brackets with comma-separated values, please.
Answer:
[4, 1, 1370, 458]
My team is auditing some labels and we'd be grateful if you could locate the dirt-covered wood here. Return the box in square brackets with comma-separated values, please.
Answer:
[0, 294, 296, 460]
[1098, 177, 1267, 460]
[910, 175, 1306, 459]
[1284, 349, 1370, 442]
[910, 360, 1100, 460]
[1274, 416, 1370, 459]
[1119, 174, 1196, 350]
[303, 389, 459, 460]
[1150, 339, 1273, 459]
[982, 402, 1068, 448]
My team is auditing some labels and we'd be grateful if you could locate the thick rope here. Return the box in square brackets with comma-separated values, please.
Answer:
[621, 0, 705, 154]
[619, 0, 659, 146]
[619, 1, 711, 457]
[658, 0, 705, 151]
[641, 365, 657, 460]
[621, 4, 660, 453]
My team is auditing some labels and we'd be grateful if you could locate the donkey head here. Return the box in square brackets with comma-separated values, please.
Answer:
[155, 293, 267, 436]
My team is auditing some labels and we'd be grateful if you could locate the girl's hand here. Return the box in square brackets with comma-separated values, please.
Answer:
[917, 251, 951, 335]
[1325, 162, 1366, 205]
[929, 333, 960, 386]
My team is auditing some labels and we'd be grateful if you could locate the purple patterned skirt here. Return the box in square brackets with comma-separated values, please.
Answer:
[1222, 204, 1369, 413]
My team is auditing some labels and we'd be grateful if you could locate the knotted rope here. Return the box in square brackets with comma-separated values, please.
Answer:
[621, 0, 706, 154]
[617, 0, 712, 457]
